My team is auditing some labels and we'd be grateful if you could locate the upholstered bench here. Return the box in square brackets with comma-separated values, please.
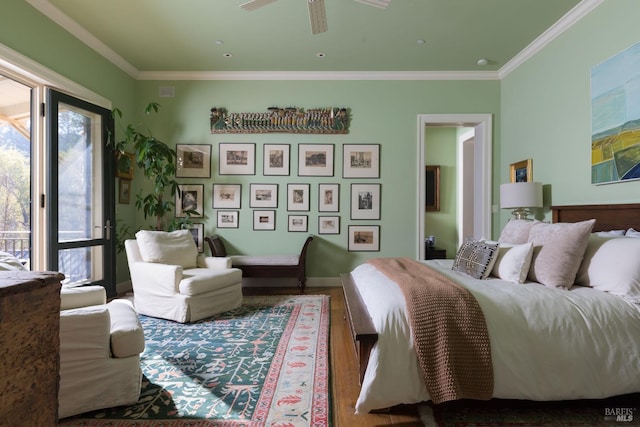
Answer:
[204, 235, 313, 292]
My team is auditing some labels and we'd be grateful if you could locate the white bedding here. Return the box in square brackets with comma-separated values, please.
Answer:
[353, 259, 640, 414]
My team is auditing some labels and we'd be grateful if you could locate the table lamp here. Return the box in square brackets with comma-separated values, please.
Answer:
[500, 182, 543, 220]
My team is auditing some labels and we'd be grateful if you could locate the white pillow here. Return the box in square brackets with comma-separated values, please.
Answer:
[490, 242, 534, 284]
[594, 229, 625, 237]
[0, 251, 27, 271]
[625, 228, 640, 237]
[135, 229, 197, 268]
[575, 235, 640, 302]
[527, 219, 595, 289]
[498, 219, 540, 244]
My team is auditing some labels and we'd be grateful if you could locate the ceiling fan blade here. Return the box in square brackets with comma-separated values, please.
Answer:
[353, 0, 390, 9]
[240, 0, 278, 12]
[308, 0, 327, 35]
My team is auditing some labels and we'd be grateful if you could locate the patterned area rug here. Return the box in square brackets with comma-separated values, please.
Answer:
[418, 394, 640, 426]
[60, 295, 331, 426]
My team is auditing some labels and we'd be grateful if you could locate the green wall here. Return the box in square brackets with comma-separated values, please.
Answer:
[14, 0, 640, 280]
[424, 127, 458, 258]
[132, 80, 500, 277]
[500, 0, 640, 230]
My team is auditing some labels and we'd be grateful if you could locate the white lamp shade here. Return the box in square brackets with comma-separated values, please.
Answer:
[500, 182, 543, 209]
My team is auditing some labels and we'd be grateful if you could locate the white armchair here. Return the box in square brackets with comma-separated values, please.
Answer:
[59, 285, 145, 419]
[125, 229, 243, 323]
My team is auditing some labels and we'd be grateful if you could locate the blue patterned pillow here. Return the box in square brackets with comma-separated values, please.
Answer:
[452, 238, 499, 279]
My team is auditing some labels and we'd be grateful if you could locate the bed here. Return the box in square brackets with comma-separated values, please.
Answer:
[341, 203, 640, 413]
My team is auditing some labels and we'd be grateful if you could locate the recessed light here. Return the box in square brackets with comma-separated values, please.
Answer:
[316, 52, 326, 58]
[215, 40, 224, 45]
[476, 58, 488, 66]
[416, 39, 426, 45]
[223, 53, 233, 58]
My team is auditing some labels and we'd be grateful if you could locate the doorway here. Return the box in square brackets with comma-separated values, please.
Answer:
[417, 114, 492, 259]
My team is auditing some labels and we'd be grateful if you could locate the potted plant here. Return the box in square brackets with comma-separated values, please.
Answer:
[110, 102, 197, 233]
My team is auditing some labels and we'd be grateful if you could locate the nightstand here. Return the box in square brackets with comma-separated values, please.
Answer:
[425, 245, 446, 260]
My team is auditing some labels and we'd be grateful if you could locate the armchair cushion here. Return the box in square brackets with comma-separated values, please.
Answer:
[135, 229, 198, 268]
[60, 285, 106, 310]
[179, 267, 243, 296]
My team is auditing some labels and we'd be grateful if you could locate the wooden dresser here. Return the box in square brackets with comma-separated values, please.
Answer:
[0, 271, 64, 426]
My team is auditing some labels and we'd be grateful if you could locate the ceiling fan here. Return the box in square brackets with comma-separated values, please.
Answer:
[239, 0, 391, 35]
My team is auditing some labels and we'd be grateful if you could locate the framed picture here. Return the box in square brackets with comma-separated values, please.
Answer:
[350, 183, 381, 220]
[212, 184, 241, 209]
[348, 225, 380, 252]
[510, 159, 532, 183]
[115, 152, 135, 179]
[250, 183, 278, 208]
[253, 210, 275, 231]
[318, 216, 340, 234]
[288, 215, 308, 232]
[298, 144, 334, 176]
[343, 144, 380, 178]
[217, 210, 239, 228]
[219, 143, 255, 175]
[425, 165, 440, 211]
[318, 183, 339, 212]
[176, 144, 211, 178]
[263, 144, 290, 176]
[187, 223, 204, 253]
[287, 183, 310, 211]
[118, 179, 131, 204]
[176, 184, 204, 218]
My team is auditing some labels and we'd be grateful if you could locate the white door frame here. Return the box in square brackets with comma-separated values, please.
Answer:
[417, 114, 492, 259]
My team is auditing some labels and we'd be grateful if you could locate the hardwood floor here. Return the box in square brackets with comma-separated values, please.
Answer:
[243, 286, 424, 426]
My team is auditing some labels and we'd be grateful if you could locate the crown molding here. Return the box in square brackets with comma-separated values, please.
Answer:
[25, 0, 139, 79]
[498, 0, 604, 78]
[138, 70, 499, 81]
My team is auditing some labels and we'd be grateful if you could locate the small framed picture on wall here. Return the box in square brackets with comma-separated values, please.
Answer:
[298, 144, 334, 176]
[212, 184, 242, 209]
[348, 225, 380, 252]
[350, 183, 381, 220]
[250, 183, 278, 208]
[263, 144, 290, 176]
[318, 183, 339, 212]
[219, 143, 256, 175]
[217, 210, 239, 228]
[343, 144, 380, 178]
[287, 183, 310, 211]
[288, 215, 308, 232]
[176, 144, 211, 178]
[318, 216, 340, 235]
[176, 184, 204, 218]
[253, 210, 276, 231]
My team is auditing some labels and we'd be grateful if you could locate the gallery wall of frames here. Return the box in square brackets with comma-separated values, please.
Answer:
[170, 142, 382, 252]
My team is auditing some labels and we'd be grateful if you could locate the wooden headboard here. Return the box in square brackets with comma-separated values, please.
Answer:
[551, 203, 640, 232]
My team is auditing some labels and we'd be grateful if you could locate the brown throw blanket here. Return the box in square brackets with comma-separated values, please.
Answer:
[368, 257, 493, 404]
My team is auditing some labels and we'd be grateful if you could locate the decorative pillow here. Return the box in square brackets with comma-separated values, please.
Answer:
[0, 251, 27, 271]
[135, 229, 197, 268]
[452, 238, 499, 279]
[498, 219, 540, 244]
[575, 235, 640, 301]
[625, 228, 640, 237]
[527, 219, 595, 288]
[490, 242, 534, 284]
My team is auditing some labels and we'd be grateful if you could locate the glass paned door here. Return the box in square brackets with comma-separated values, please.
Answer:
[47, 89, 115, 295]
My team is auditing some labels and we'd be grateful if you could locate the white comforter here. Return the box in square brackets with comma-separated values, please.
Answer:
[353, 259, 640, 414]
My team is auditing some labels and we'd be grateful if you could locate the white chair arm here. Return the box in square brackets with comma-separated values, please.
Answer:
[107, 299, 145, 358]
[60, 305, 111, 361]
[197, 255, 232, 269]
[60, 285, 106, 310]
[129, 261, 183, 295]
